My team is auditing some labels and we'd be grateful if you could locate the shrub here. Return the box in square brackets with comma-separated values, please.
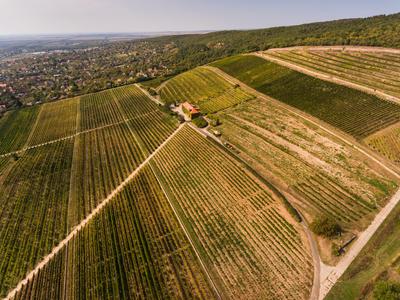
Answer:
[310, 216, 342, 238]
[192, 117, 208, 128]
[373, 281, 400, 300]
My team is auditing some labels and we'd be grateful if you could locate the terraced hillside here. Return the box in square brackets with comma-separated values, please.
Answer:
[159, 67, 254, 113]
[212, 97, 397, 235]
[211, 55, 400, 139]
[151, 125, 314, 299]
[264, 47, 400, 102]
[0, 84, 178, 297]
[11, 166, 216, 300]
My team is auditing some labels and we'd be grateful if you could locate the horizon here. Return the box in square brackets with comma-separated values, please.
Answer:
[1, 0, 400, 36]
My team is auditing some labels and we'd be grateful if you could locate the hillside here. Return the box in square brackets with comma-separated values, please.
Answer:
[2, 13, 400, 110]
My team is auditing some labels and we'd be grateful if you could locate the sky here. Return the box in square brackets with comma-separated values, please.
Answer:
[1, 0, 400, 35]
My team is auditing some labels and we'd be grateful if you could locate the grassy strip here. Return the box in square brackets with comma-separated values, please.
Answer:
[326, 201, 400, 300]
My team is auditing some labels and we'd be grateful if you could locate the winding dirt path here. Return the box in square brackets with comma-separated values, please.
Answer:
[255, 50, 400, 105]
[206, 65, 400, 300]
[4, 124, 185, 300]
[205, 66, 400, 180]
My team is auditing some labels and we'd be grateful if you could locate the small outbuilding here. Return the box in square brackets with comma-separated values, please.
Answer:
[181, 102, 200, 119]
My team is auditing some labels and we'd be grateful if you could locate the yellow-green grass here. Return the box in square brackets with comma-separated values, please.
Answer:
[159, 67, 254, 113]
[326, 201, 400, 300]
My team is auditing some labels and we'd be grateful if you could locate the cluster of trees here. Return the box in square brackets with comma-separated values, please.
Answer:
[2, 13, 400, 111]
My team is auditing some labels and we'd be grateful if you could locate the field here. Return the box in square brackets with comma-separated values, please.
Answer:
[159, 67, 254, 113]
[0, 84, 180, 297]
[0, 140, 74, 296]
[12, 166, 215, 300]
[211, 55, 400, 139]
[151, 125, 314, 299]
[212, 97, 397, 236]
[326, 201, 400, 300]
[0, 106, 40, 154]
[80, 89, 125, 130]
[27, 97, 79, 146]
[265, 48, 400, 100]
[365, 122, 400, 166]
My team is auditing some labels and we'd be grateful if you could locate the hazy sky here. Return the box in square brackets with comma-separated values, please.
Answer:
[1, 0, 400, 35]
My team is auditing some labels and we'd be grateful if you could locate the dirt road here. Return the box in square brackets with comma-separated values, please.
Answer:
[319, 188, 400, 299]
[255, 51, 400, 105]
[4, 124, 185, 300]
[206, 65, 400, 300]
[205, 66, 400, 180]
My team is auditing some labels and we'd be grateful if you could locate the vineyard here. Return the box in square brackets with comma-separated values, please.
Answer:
[111, 85, 178, 154]
[0, 106, 40, 154]
[213, 98, 397, 231]
[0, 84, 182, 298]
[27, 97, 79, 146]
[0, 140, 74, 297]
[211, 55, 400, 139]
[151, 125, 313, 299]
[265, 48, 400, 100]
[12, 166, 216, 300]
[68, 123, 145, 227]
[365, 122, 400, 165]
[159, 67, 254, 113]
[80, 89, 125, 130]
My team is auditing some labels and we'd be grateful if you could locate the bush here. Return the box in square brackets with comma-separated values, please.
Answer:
[373, 281, 400, 300]
[310, 216, 342, 238]
[207, 115, 220, 127]
[192, 117, 208, 128]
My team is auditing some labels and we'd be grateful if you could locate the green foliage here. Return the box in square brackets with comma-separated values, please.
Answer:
[310, 216, 342, 238]
[212, 55, 400, 139]
[192, 117, 208, 128]
[160, 67, 253, 112]
[207, 115, 221, 127]
[373, 281, 400, 300]
[331, 242, 341, 257]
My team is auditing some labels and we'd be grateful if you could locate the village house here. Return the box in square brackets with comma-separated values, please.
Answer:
[181, 102, 200, 119]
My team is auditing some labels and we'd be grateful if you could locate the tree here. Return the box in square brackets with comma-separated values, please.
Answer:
[310, 215, 342, 238]
[373, 281, 400, 300]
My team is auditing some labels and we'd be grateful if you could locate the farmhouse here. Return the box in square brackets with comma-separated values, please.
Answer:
[181, 102, 200, 119]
